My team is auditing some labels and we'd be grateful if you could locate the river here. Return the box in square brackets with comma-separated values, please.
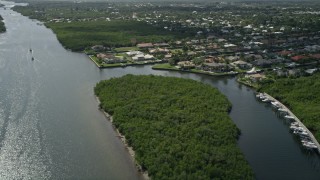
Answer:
[0, 1, 320, 179]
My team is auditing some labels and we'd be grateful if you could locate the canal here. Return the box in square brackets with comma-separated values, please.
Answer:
[0, 1, 320, 179]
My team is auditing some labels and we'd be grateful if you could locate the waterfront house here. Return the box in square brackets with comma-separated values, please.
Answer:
[132, 54, 145, 61]
[201, 62, 232, 72]
[245, 73, 266, 82]
[132, 54, 154, 61]
[177, 61, 195, 70]
[126, 51, 143, 56]
[99, 54, 126, 64]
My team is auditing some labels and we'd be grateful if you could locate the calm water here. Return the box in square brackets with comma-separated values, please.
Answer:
[0, 2, 320, 179]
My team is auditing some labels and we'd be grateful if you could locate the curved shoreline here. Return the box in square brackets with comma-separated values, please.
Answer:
[262, 93, 320, 153]
[95, 96, 150, 180]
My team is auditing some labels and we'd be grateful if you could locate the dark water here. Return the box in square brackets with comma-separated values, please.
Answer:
[0, 1, 320, 179]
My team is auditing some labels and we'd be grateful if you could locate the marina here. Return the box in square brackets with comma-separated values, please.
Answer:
[257, 92, 320, 153]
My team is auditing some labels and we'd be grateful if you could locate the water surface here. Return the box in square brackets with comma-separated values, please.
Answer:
[0, 2, 320, 179]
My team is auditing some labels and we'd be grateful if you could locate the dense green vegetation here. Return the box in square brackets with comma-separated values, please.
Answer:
[260, 73, 320, 141]
[0, 15, 5, 33]
[95, 75, 253, 179]
[46, 20, 184, 51]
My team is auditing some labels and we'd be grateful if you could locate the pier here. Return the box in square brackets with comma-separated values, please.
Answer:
[262, 93, 320, 153]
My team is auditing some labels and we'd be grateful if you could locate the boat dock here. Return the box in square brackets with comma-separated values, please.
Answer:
[258, 92, 320, 153]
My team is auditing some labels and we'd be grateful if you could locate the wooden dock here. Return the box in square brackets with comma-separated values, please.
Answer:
[263, 93, 320, 153]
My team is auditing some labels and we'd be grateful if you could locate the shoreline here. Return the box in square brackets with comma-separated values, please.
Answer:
[262, 93, 320, 153]
[236, 78, 260, 89]
[95, 96, 150, 180]
[88, 55, 167, 69]
[152, 66, 239, 77]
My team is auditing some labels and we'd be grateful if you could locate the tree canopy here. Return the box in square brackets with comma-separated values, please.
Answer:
[45, 20, 185, 51]
[95, 75, 253, 180]
[0, 16, 5, 33]
[260, 73, 320, 141]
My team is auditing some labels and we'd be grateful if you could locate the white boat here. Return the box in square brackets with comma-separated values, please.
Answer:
[262, 98, 271, 102]
[247, 67, 257, 74]
[300, 131, 309, 136]
[290, 125, 301, 130]
[302, 140, 316, 146]
[294, 130, 309, 137]
[291, 122, 299, 126]
[284, 115, 295, 120]
[256, 93, 266, 100]
[256, 93, 264, 98]
[278, 108, 287, 113]
[271, 101, 281, 108]
[303, 142, 317, 149]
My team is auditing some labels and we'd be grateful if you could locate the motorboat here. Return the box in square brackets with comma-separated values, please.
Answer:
[256, 93, 263, 98]
[256, 93, 266, 100]
[303, 142, 317, 149]
[284, 115, 295, 120]
[294, 130, 309, 137]
[262, 98, 271, 102]
[271, 101, 281, 108]
[278, 108, 287, 113]
[290, 125, 301, 130]
[301, 140, 315, 145]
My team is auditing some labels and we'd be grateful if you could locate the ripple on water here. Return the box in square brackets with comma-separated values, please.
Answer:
[0, 63, 52, 179]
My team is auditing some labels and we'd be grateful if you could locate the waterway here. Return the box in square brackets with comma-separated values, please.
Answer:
[0, 1, 320, 179]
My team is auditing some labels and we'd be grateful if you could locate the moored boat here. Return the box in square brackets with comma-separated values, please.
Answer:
[278, 108, 287, 113]
[284, 115, 295, 120]
[262, 98, 271, 102]
[302, 142, 317, 149]
[271, 101, 281, 108]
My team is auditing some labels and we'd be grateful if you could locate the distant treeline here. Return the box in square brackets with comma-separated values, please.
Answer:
[260, 73, 320, 141]
[45, 20, 186, 51]
[95, 75, 254, 179]
[0, 15, 5, 33]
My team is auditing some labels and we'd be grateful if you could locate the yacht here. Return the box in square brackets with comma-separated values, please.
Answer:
[278, 108, 287, 113]
[256, 93, 266, 100]
[271, 101, 281, 108]
[284, 115, 295, 120]
[294, 130, 309, 137]
[262, 98, 271, 102]
[303, 142, 317, 149]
